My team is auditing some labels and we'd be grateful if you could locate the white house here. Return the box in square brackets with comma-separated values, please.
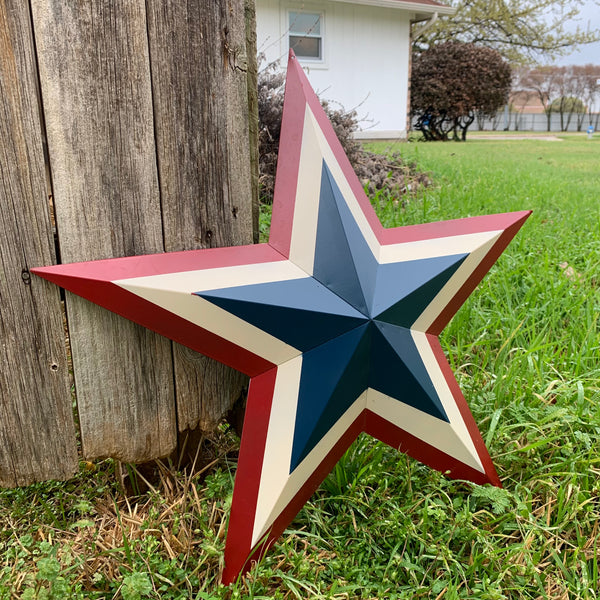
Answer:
[256, 0, 454, 139]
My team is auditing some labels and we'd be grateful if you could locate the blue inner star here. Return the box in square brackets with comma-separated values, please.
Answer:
[196, 161, 468, 473]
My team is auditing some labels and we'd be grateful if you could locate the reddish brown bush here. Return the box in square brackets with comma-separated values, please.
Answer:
[411, 42, 511, 141]
[258, 63, 430, 205]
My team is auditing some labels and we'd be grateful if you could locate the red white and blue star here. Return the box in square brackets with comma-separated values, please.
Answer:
[33, 52, 530, 584]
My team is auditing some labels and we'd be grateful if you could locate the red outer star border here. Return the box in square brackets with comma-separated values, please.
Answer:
[32, 51, 532, 586]
[34, 244, 285, 377]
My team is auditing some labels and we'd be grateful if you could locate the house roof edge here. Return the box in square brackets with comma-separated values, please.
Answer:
[330, 0, 455, 15]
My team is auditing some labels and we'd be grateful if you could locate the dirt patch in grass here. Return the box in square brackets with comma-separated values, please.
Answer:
[473, 134, 563, 141]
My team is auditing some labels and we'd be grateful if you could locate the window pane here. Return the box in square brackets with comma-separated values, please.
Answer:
[289, 12, 321, 36]
[289, 35, 321, 59]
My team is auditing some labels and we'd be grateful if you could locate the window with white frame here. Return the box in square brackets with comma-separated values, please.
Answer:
[288, 11, 323, 61]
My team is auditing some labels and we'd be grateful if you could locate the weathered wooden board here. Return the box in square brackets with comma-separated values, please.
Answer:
[0, 0, 77, 486]
[245, 0, 261, 245]
[30, 0, 177, 461]
[145, 0, 255, 432]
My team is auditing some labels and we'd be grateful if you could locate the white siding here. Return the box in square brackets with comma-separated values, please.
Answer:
[256, 0, 412, 138]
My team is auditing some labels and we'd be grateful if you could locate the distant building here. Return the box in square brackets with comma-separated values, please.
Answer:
[510, 90, 546, 114]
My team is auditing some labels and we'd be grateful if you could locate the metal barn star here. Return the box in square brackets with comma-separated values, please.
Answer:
[33, 52, 530, 584]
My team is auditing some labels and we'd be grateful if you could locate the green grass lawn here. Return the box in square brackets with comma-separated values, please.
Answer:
[2, 136, 599, 599]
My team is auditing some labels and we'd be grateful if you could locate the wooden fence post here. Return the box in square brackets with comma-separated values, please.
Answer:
[144, 0, 254, 436]
[0, 0, 257, 482]
[0, 0, 78, 486]
[30, 0, 178, 462]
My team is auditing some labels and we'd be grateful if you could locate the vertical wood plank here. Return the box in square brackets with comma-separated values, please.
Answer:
[30, 0, 177, 461]
[245, 0, 260, 245]
[0, 0, 77, 486]
[145, 0, 256, 431]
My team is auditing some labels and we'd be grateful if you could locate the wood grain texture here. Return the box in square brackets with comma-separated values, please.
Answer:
[145, 0, 255, 432]
[245, 0, 260, 245]
[0, 0, 77, 486]
[30, 0, 176, 461]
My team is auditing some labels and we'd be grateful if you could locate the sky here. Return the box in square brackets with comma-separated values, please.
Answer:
[554, 1, 600, 65]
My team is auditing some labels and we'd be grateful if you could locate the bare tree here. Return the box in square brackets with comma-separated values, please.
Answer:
[578, 65, 600, 129]
[521, 66, 561, 131]
[510, 67, 542, 131]
[567, 66, 592, 131]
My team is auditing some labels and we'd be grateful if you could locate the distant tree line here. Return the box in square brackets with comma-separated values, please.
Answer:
[512, 65, 600, 132]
